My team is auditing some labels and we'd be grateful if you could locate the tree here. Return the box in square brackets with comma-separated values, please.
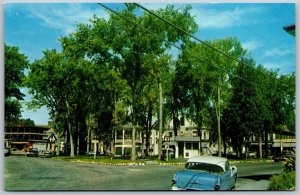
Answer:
[26, 49, 93, 157]
[60, 3, 198, 161]
[206, 38, 246, 157]
[4, 44, 29, 125]
[174, 38, 246, 156]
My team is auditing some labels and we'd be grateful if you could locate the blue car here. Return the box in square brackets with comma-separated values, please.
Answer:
[172, 156, 237, 190]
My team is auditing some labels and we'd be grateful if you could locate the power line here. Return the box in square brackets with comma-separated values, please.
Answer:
[219, 10, 294, 58]
[97, 3, 268, 90]
[267, 4, 291, 26]
[134, 3, 279, 81]
[284, 3, 294, 16]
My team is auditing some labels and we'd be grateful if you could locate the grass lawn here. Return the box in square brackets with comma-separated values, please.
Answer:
[52, 155, 187, 165]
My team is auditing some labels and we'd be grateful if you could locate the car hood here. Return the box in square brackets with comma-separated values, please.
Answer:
[175, 170, 218, 190]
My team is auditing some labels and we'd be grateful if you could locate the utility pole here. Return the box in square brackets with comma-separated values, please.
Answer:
[158, 82, 163, 160]
[217, 85, 222, 157]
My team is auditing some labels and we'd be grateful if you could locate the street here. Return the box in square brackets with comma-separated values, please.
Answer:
[4, 155, 284, 191]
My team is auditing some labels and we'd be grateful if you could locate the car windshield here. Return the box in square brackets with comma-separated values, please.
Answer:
[185, 162, 224, 173]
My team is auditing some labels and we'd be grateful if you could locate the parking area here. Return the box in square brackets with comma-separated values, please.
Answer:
[4, 155, 282, 191]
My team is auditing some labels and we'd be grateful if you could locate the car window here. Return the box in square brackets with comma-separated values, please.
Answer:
[185, 162, 224, 173]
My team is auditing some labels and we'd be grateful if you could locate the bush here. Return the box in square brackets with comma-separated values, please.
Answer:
[284, 148, 296, 172]
[268, 171, 296, 190]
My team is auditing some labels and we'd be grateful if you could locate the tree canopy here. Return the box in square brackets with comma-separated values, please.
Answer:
[21, 3, 295, 159]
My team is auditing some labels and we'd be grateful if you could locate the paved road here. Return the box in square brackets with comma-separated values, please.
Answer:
[3, 155, 283, 191]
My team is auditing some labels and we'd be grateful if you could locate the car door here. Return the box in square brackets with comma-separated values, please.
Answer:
[222, 161, 234, 190]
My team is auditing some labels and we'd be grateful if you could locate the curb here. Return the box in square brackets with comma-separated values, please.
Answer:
[69, 160, 187, 166]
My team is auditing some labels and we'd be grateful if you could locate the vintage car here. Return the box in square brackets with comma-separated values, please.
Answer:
[172, 155, 237, 190]
[27, 148, 39, 157]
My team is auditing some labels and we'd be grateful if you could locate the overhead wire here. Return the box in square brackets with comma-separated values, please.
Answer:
[219, 10, 294, 58]
[266, 4, 291, 26]
[284, 3, 294, 17]
[133, 3, 280, 82]
[97, 3, 270, 90]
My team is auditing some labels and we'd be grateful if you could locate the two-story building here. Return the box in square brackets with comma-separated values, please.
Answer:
[246, 129, 296, 158]
[112, 124, 143, 157]
[159, 117, 217, 159]
[4, 126, 57, 153]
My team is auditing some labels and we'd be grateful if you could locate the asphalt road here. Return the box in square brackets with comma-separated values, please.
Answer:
[3, 155, 284, 191]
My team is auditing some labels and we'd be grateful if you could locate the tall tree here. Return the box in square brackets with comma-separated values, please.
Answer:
[5, 44, 29, 125]
[60, 3, 198, 161]
[206, 38, 246, 157]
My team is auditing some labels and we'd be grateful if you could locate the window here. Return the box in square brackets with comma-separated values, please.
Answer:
[180, 117, 185, 126]
[186, 142, 192, 149]
[193, 142, 199, 150]
[185, 162, 224, 173]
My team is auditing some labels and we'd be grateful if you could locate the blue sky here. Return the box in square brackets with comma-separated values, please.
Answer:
[4, 2, 296, 125]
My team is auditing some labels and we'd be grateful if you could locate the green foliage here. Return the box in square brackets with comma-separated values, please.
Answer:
[4, 44, 29, 123]
[268, 171, 296, 190]
[24, 3, 295, 160]
[284, 148, 296, 172]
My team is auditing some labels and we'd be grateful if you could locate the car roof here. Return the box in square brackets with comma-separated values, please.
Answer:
[187, 155, 228, 167]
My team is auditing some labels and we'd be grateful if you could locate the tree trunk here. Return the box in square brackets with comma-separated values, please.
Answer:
[131, 125, 136, 161]
[77, 122, 80, 156]
[145, 101, 153, 157]
[86, 126, 90, 153]
[158, 82, 163, 160]
[56, 136, 60, 156]
[197, 127, 202, 154]
[264, 130, 269, 158]
[259, 134, 262, 159]
[69, 122, 75, 157]
[131, 87, 137, 161]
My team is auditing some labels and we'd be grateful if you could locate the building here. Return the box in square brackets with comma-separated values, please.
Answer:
[112, 124, 142, 157]
[161, 117, 216, 159]
[4, 126, 57, 153]
[246, 129, 296, 158]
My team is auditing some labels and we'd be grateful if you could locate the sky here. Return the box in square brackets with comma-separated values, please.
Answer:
[3, 1, 296, 125]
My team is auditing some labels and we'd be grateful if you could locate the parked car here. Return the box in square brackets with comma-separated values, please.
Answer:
[172, 155, 237, 190]
[4, 148, 11, 157]
[27, 148, 39, 157]
[43, 150, 54, 158]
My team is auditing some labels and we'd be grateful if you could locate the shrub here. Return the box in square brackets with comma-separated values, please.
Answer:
[284, 148, 296, 172]
[268, 171, 296, 190]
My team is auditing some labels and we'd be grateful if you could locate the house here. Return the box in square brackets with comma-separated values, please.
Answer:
[112, 124, 143, 157]
[161, 117, 216, 159]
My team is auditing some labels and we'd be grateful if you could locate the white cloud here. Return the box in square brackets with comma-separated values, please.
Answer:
[27, 4, 109, 35]
[263, 61, 295, 75]
[190, 6, 264, 29]
[264, 48, 293, 57]
[242, 40, 262, 52]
